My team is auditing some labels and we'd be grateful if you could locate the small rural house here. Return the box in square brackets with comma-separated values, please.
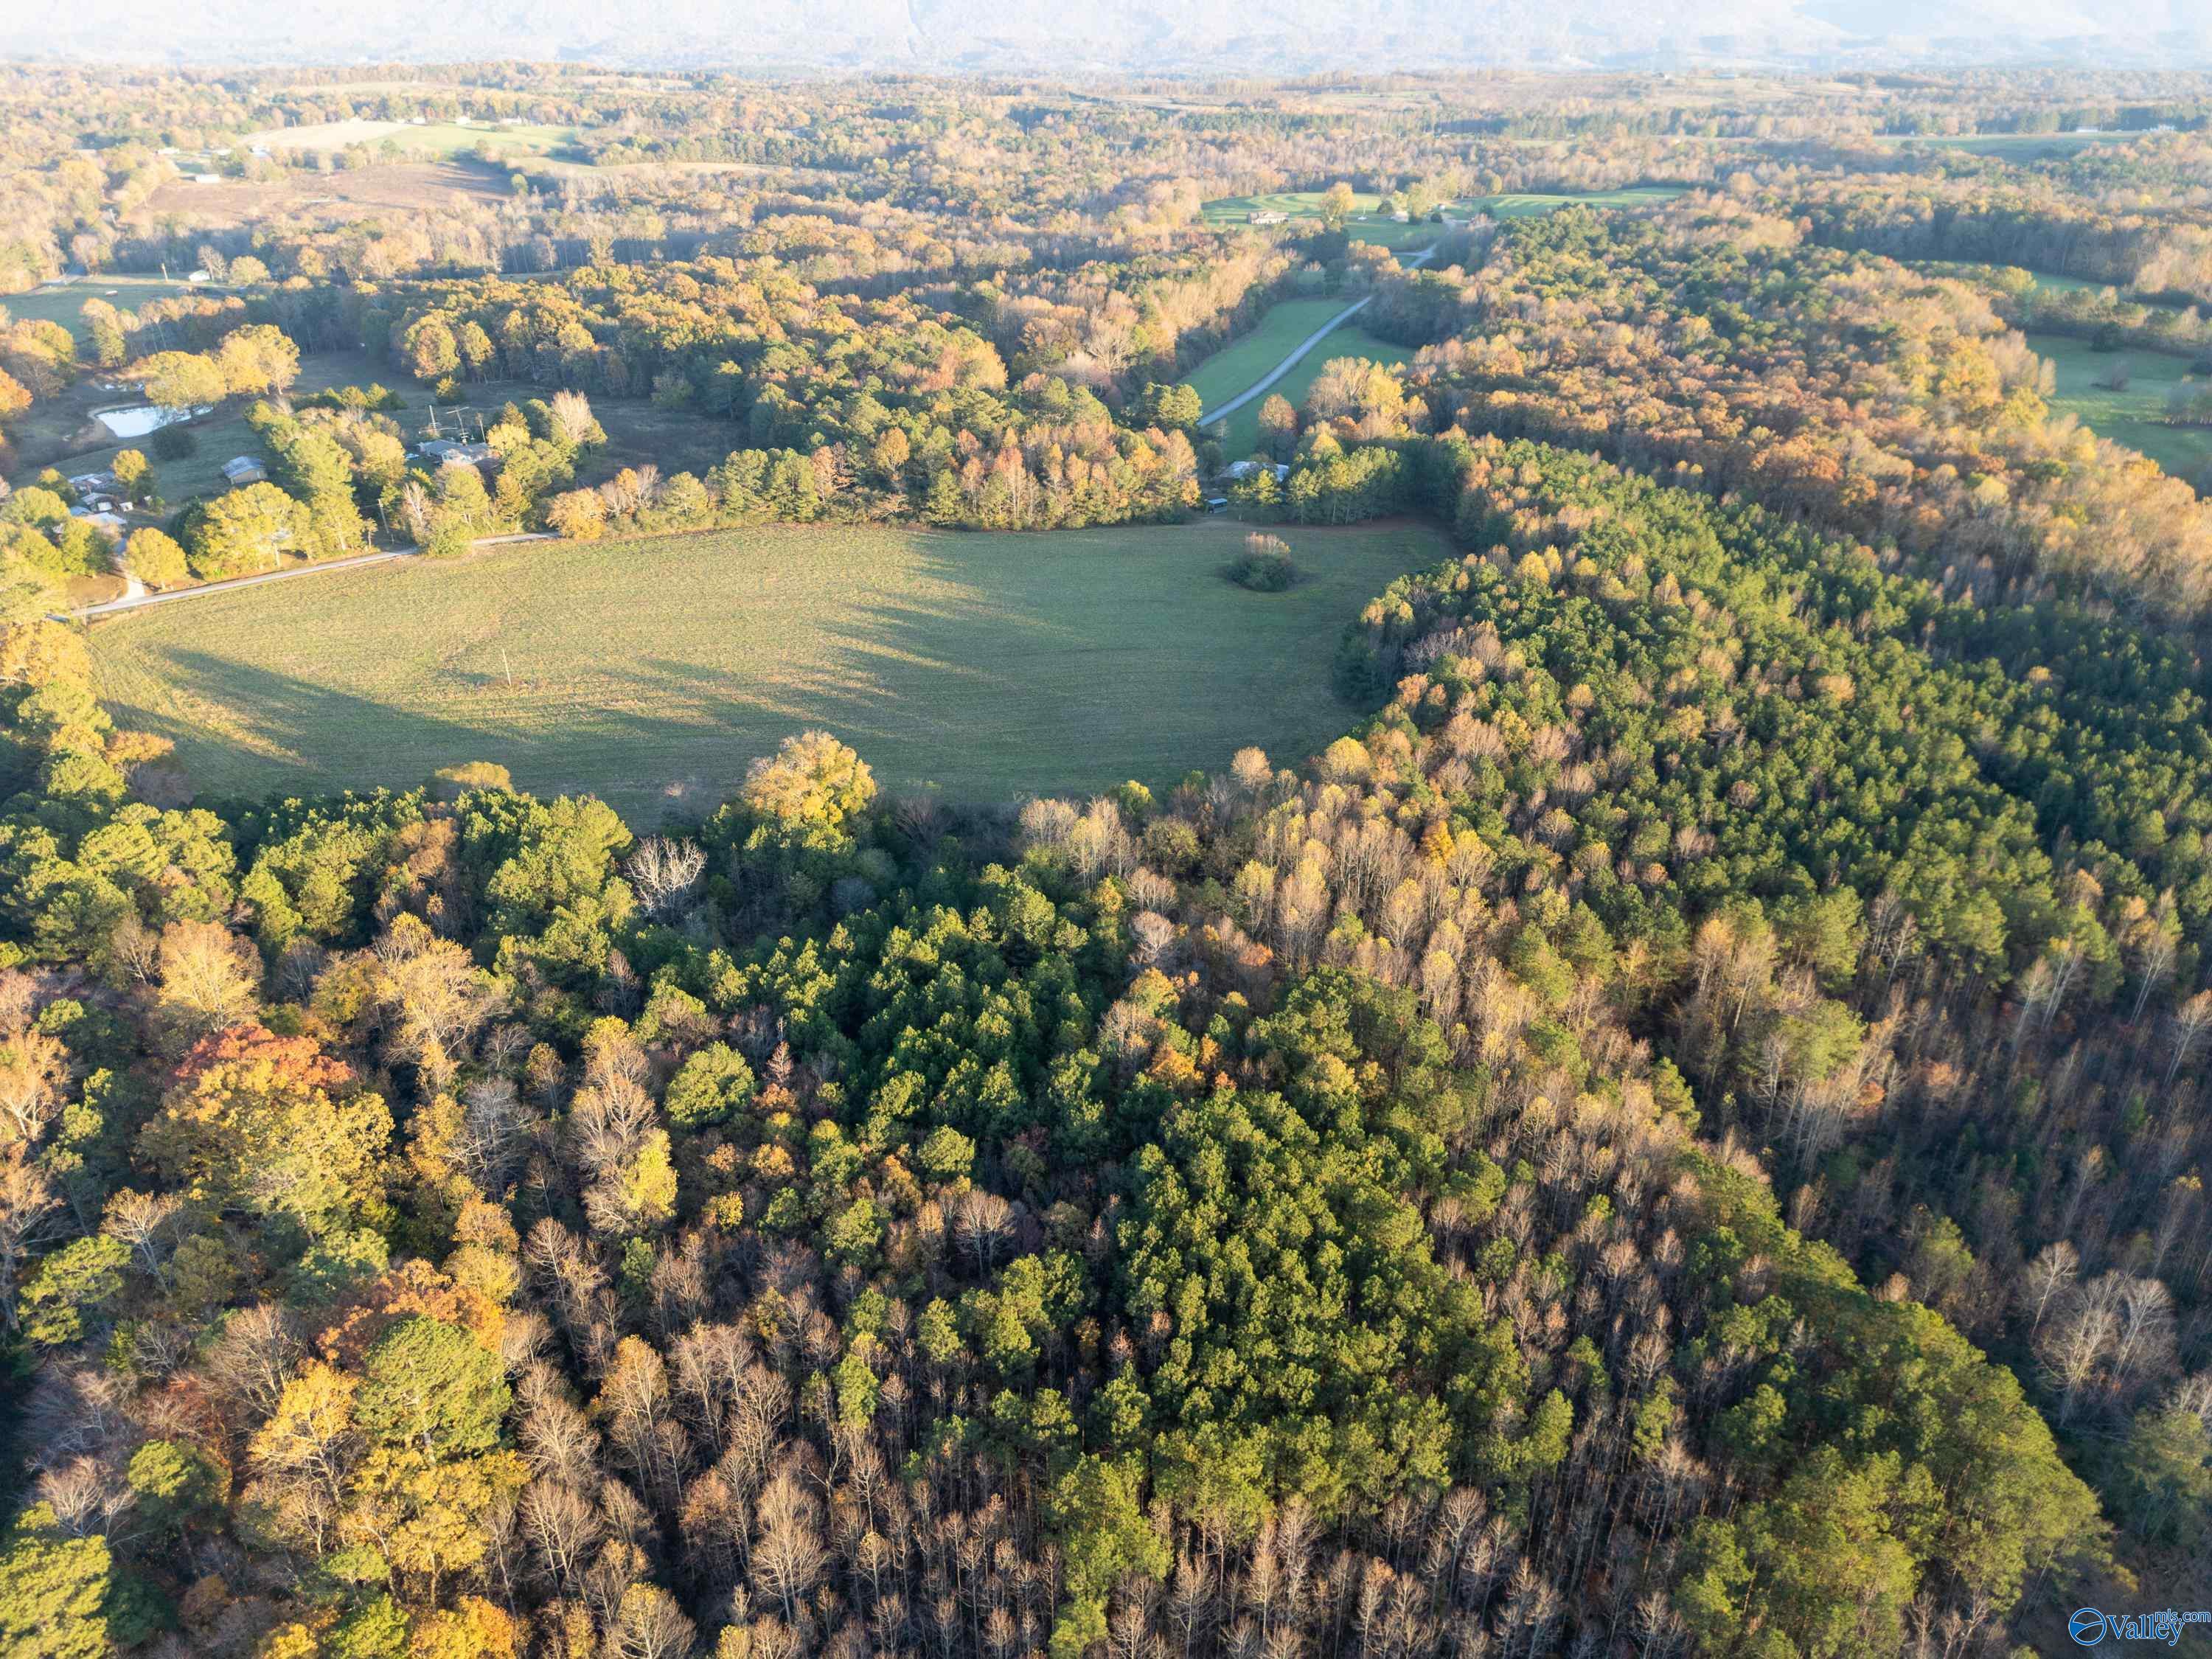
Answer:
[417, 439, 497, 468]
[222, 456, 268, 486]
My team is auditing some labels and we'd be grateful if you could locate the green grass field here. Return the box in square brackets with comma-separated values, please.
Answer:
[1197, 191, 1439, 251]
[1462, 187, 1683, 218]
[1182, 299, 1353, 412]
[2020, 271, 2105, 296]
[1212, 324, 1417, 458]
[243, 118, 577, 158]
[90, 519, 1453, 818]
[2029, 332, 2212, 485]
[1877, 131, 2146, 159]
[4, 276, 200, 342]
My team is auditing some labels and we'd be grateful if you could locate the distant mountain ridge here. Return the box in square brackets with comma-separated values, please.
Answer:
[6, 0, 2210, 72]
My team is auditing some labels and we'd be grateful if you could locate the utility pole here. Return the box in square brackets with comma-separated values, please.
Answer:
[500, 644, 515, 688]
[150, 263, 177, 349]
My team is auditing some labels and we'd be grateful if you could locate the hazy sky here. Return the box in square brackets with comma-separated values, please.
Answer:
[3, 0, 2208, 71]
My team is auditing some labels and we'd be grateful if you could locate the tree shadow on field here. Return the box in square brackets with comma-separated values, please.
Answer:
[101, 524, 1440, 821]
[104, 649, 773, 821]
[104, 568, 1121, 818]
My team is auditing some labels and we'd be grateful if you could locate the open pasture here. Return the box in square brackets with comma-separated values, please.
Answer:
[1198, 191, 1441, 251]
[4, 276, 200, 341]
[2029, 332, 2212, 487]
[241, 118, 578, 157]
[1461, 187, 1684, 218]
[90, 518, 1453, 818]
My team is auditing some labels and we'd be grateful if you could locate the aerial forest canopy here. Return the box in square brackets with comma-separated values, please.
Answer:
[3, 58, 2212, 1659]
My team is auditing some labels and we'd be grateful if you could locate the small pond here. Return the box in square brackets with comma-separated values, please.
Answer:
[93, 404, 207, 439]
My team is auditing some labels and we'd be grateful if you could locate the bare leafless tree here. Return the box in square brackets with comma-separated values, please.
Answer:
[948, 1189, 1015, 1277]
[627, 838, 707, 922]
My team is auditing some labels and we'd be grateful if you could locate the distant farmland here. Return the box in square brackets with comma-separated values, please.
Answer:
[1461, 187, 1685, 218]
[91, 519, 1453, 820]
[1197, 191, 1439, 251]
[241, 118, 579, 156]
[1877, 131, 2150, 159]
[1200, 184, 1684, 240]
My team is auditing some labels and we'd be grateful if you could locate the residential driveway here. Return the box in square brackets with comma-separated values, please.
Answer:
[1198, 242, 1441, 428]
[69, 533, 554, 620]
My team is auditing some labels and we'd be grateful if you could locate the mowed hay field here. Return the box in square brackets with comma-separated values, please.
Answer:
[91, 519, 1453, 819]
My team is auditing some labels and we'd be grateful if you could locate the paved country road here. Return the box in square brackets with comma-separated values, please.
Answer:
[1197, 242, 1441, 428]
[66, 532, 555, 621]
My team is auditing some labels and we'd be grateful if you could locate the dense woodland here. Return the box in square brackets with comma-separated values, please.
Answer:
[3, 60, 2212, 1659]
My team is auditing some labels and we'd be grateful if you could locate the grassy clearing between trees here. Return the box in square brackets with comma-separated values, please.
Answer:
[241, 117, 578, 156]
[4, 274, 199, 341]
[1877, 131, 2146, 159]
[1214, 325, 1418, 458]
[1461, 187, 1684, 217]
[89, 517, 1453, 820]
[2030, 331, 2212, 484]
[1181, 298, 1354, 411]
